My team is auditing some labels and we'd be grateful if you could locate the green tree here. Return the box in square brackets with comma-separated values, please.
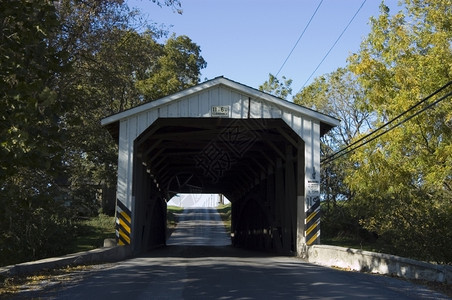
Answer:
[136, 34, 207, 101]
[347, 0, 452, 262]
[259, 73, 293, 99]
[0, 0, 74, 265]
[294, 68, 372, 239]
[0, 0, 206, 266]
[55, 1, 207, 216]
[54, 0, 206, 216]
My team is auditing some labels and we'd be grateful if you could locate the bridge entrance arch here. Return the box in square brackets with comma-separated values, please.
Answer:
[101, 77, 339, 256]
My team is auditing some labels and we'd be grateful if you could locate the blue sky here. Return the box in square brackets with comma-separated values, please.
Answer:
[128, 0, 399, 97]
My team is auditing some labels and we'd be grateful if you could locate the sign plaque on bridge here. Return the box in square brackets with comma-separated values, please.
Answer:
[211, 105, 230, 117]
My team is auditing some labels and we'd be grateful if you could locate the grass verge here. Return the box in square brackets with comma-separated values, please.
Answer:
[321, 236, 390, 253]
[73, 214, 116, 253]
[216, 203, 231, 233]
[167, 205, 183, 239]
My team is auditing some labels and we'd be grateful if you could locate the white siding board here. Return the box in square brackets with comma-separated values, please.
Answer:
[211, 87, 220, 107]
[282, 111, 293, 129]
[147, 110, 158, 127]
[200, 90, 210, 117]
[137, 112, 147, 135]
[180, 99, 189, 117]
[127, 118, 137, 210]
[293, 115, 303, 138]
[271, 106, 282, 118]
[250, 99, 261, 118]
[117, 119, 129, 209]
[167, 100, 178, 117]
[262, 102, 272, 118]
[313, 121, 321, 179]
[259, 101, 264, 118]
[303, 118, 314, 184]
[242, 93, 249, 118]
[157, 106, 168, 118]
[218, 88, 230, 107]
[242, 95, 250, 118]
[189, 95, 199, 117]
[231, 91, 243, 118]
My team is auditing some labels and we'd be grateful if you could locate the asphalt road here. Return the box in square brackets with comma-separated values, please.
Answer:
[16, 207, 449, 299]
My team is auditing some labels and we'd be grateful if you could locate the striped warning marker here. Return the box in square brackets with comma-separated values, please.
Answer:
[116, 200, 132, 246]
[305, 200, 320, 246]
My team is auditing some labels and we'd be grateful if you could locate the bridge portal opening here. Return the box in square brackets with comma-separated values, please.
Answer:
[132, 118, 305, 254]
[167, 193, 229, 208]
[165, 194, 232, 246]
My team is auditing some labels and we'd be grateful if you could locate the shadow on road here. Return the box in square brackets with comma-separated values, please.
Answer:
[144, 244, 285, 259]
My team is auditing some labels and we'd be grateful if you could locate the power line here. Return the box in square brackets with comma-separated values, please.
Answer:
[321, 81, 452, 165]
[298, 0, 367, 93]
[275, 0, 324, 78]
[323, 90, 452, 164]
[323, 81, 452, 163]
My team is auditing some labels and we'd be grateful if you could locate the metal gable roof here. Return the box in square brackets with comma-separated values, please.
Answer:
[101, 76, 340, 139]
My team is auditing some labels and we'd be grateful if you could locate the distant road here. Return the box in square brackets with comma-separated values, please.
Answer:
[167, 207, 231, 246]
[20, 207, 448, 299]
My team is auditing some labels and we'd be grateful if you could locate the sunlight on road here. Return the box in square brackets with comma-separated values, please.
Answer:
[167, 207, 231, 246]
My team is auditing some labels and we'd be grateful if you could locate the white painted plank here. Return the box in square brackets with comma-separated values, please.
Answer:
[200, 89, 210, 117]
[282, 111, 293, 128]
[292, 115, 303, 138]
[158, 105, 168, 118]
[262, 102, 272, 118]
[250, 99, 261, 118]
[303, 118, 313, 184]
[127, 118, 137, 209]
[219, 87, 230, 106]
[147, 110, 158, 127]
[117, 120, 129, 208]
[271, 105, 282, 118]
[242, 95, 250, 118]
[189, 95, 199, 117]
[210, 86, 222, 115]
[231, 91, 243, 118]
[137, 112, 147, 137]
[312, 121, 321, 181]
[180, 99, 189, 117]
[167, 100, 179, 117]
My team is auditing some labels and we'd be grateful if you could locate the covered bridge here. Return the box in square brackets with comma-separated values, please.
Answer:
[101, 76, 339, 255]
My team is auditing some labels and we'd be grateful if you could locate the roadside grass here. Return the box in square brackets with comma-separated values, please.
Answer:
[167, 205, 183, 239]
[216, 203, 231, 233]
[73, 214, 116, 252]
[320, 236, 390, 254]
[73, 206, 184, 250]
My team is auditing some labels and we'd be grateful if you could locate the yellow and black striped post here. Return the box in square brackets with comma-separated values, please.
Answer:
[116, 201, 132, 246]
[305, 199, 320, 246]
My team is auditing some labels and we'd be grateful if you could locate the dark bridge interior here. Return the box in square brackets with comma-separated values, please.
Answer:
[131, 118, 305, 254]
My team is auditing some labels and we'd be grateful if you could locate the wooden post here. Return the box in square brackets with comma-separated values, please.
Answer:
[296, 139, 306, 256]
[284, 144, 296, 253]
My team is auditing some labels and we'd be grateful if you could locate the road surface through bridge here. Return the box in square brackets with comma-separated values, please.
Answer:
[167, 207, 231, 247]
[18, 207, 448, 299]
